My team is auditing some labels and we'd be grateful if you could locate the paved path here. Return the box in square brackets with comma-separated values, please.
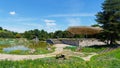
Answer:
[0, 44, 97, 61]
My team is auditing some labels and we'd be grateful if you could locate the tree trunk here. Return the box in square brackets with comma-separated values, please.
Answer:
[110, 33, 116, 45]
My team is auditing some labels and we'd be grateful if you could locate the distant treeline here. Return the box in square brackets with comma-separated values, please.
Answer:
[0, 27, 75, 40]
[1, 27, 118, 41]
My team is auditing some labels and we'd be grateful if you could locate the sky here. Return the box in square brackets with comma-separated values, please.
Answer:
[0, 0, 104, 33]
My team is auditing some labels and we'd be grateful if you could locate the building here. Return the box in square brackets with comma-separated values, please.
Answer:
[67, 26, 102, 35]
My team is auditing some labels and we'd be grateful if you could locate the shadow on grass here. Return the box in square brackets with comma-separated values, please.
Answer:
[85, 44, 120, 49]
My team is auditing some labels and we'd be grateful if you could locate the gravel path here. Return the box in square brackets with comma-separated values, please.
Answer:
[0, 44, 97, 61]
[0, 44, 70, 61]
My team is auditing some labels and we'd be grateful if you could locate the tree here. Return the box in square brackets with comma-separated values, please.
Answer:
[62, 31, 74, 38]
[91, 24, 100, 27]
[96, 0, 120, 44]
[0, 27, 3, 30]
[48, 32, 54, 38]
[0, 31, 14, 38]
[53, 30, 63, 38]
[23, 29, 49, 41]
[15, 34, 22, 38]
[39, 30, 49, 40]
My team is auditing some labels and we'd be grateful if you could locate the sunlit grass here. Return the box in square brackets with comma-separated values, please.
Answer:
[64, 45, 109, 53]
[1, 48, 120, 68]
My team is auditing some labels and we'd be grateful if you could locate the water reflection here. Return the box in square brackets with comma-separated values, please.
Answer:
[3, 45, 30, 52]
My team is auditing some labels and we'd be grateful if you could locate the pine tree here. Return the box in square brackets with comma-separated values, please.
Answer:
[96, 0, 120, 44]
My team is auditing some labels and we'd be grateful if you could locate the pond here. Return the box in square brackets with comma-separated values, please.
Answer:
[3, 45, 30, 52]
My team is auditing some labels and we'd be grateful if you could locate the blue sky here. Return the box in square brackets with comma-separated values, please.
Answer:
[0, 0, 104, 33]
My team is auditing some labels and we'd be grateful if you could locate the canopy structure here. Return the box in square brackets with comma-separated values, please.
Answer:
[67, 26, 102, 35]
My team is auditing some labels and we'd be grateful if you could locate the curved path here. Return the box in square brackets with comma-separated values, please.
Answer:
[0, 44, 97, 61]
[0, 44, 70, 61]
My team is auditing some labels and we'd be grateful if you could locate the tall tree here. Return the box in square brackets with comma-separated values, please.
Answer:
[0, 27, 3, 30]
[53, 30, 63, 38]
[96, 0, 120, 44]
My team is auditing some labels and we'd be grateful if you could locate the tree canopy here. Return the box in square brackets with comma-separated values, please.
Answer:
[96, 0, 120, 44]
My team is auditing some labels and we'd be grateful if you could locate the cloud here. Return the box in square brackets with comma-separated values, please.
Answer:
[66, 18, 81, 26]
[47, 13, 95, 17]
[3, 26, 26, 33]
[44, 25, 62, 33]
[44, 19, 56, 26]
[43, 19, 59, 32]
[0, 17, 38, 23]
[22, 23, 42, 28]
[0, 17, 42, 32]
[9, 11, 16, 15]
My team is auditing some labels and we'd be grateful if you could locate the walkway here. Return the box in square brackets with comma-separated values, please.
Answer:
[0, 44, 97, 61]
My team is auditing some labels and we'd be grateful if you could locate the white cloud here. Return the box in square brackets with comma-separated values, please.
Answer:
[47, 13, 95, 17]
[44, 19, 56, 26]
[3, 26, 25, 33]
[0, 17, 38, 23]
[43, 19, 59, 32]
[22, 23, 42, 28]
[0, 17, 42, 33]
[66, 18, 81, 26]
[9, 11, 16, 15]
[44, 19, 56, 23]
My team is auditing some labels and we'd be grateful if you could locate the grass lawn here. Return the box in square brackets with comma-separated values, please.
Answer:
[0, 48, 120, 68]
[64, 45, 111, 53]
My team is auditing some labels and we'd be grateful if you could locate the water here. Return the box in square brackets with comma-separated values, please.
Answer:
[3, 45, 30, 52]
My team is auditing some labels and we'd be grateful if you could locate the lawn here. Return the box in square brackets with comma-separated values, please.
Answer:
[0, 48, 120, 68]
[64, 45, 110, 53]
[0, 38, 120, 68]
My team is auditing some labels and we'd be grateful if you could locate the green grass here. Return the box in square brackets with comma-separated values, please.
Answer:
[64, 45, 109, 53]
[88, 48, 120, 68]
[81, 47, 106, 53]
[30, 47, 55, 55]
[0, 57, 86, 68]
[0, 45, 120, 68]
[1, 38, 120, 68]
[64, 46, 77, 51]
[6, 50, 29, 55]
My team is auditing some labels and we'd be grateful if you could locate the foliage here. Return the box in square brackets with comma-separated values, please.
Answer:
[96, 0, 120, 44]
[15, 34, 22, 38]
[53, 30, 74, 38]
[0, 27, 3, 30]
[0, 26, 100, 39]
[91, 24, 100, 27]
[23, 29, 50, 40]
[0, 31, 15, 38]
